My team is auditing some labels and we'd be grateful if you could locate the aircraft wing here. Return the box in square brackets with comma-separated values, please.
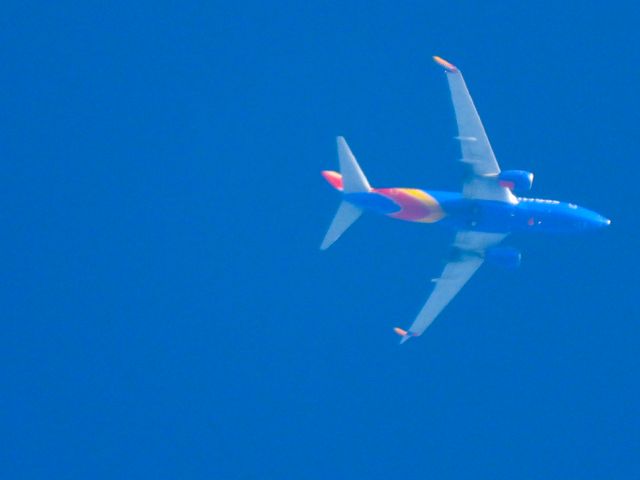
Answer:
[433, 56, 517, 204]
[395, 231, 507, 343]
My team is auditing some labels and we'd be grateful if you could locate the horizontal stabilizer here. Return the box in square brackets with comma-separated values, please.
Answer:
[320, 200, 363, 250]
[321, 170, 344, 191]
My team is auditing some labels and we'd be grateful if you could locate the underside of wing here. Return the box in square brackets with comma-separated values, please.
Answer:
[397, 231, 507, 342]
[433, 56, 516, 204]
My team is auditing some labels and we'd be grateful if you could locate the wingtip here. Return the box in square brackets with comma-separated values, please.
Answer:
[433, 55, 458, 73]
[394, 327, 408, 337]
[394, 327, 415, 344]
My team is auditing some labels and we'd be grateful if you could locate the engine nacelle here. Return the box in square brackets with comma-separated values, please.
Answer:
[498, 170, 534, 192]
[485, 247, 521, 269]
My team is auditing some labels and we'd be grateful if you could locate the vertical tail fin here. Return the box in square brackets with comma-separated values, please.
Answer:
[336, 136, 371, 193]
[320, 137, 371, 250]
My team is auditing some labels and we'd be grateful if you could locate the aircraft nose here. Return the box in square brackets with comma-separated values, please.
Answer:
[577, 210, 611, 230]
[589, 214, 611, 229]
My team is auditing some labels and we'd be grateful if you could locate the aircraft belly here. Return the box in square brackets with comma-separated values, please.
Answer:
[441, 199, 518, 233]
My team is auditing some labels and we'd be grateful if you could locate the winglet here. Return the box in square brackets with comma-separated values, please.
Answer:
[394, 327, 408, 336]
[394, 327, 415, 344]
[433, 56, 458, 73]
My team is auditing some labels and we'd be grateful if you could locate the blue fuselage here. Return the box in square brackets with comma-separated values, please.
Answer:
[344, 189, 611, 234]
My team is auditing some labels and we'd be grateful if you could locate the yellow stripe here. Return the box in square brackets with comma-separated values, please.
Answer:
[402, 189, 445, 223]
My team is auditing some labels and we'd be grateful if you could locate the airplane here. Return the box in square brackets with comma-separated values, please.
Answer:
[320, 56, 611, 344]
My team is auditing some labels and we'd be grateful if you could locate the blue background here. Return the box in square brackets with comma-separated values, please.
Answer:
[2, 2, 638, 478]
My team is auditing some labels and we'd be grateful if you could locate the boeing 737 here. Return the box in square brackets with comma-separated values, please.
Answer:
[320, 56, 610, 344]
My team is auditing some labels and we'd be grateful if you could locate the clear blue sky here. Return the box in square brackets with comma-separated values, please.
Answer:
[2, 2, 638, 478]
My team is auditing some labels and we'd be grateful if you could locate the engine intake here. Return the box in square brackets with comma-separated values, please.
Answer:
[498, 170, 534, 192]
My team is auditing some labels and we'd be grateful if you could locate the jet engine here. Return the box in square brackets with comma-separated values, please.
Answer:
[485, 246, 522, 269]
[498, 170, 534, 192]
